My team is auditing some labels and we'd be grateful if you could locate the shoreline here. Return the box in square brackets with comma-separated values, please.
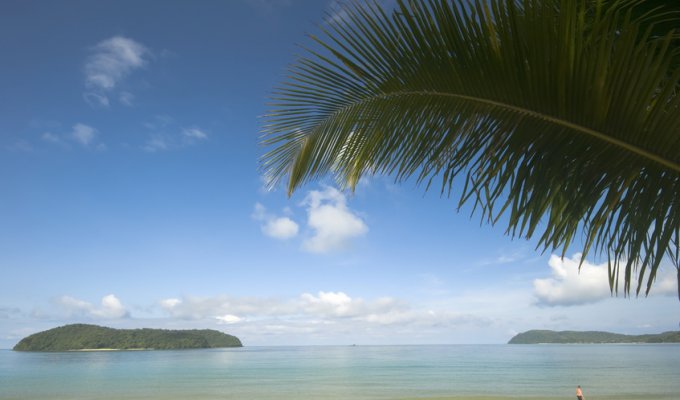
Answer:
[67, 348, 152, 352]
[397, 397, 675, 400]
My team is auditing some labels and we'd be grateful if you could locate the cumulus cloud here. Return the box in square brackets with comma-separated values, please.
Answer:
[160, 298, 182, 309]
[297, 291, 431, 326]
[84, 36, 149, 106]
[297, 291, 404, 321]
[252, 203, 299, 240]
[533, 254, 678, 306]
[299, 291, 401, 319]
[302, 187, 368, 253]
[254, 187, 367, 250]
[654, 271, 679, 296]
[57, 294, 129, 319]
[215, 314, 243, 324]
[264, 217, 299, 239]
[159, 295, 294, 320]
[158, 291, 486, 332]
[533, 255, 611, 306]
[301, 291, 356, 317]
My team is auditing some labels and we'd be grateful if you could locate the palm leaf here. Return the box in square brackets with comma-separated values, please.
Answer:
[261, 0, 680, 297]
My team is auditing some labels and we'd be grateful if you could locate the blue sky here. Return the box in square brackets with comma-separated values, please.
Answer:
[1, 0, 677, 348]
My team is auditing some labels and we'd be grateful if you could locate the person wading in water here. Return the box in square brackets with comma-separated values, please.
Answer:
[576, 385, 584, 400]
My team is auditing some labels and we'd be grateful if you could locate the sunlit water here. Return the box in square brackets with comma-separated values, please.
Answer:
[1, 344, 678, 399]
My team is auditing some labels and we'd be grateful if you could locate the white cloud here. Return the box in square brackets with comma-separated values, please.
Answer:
[252, 203, 267, 220]
[182, 128, 208, 140]
[142, 121, 209, 152]
[653, 271, 678, 296]
[41, 124, 102, 149]
[160, 298, 182, 309]
[252, 203, 299, 240]
[157, 291, 484, 334]
[533, 254, 678, 306]
[302, 187, 368, 253]
[71, 123, 97, 146]
[533, 254, 613, 306]
[295, 291, 486, 328]
[98, 295, 127, 318]
[253, 187, 367, 248]
[263, 217, 299, 239]
[85, 36, 148, 90]
[160, 295, 295, 320]
[300, 291, 356, 317]
[298, 291, 408, 322]
[215, 314, 243, 324]
[84, 36, 149, 106]
[57, 294, 129, 319]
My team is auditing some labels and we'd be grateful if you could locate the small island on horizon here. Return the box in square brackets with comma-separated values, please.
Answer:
[509, 329, 680, 344]
[13, 324, 242, 352]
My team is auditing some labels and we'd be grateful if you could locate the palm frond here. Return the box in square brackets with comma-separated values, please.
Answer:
[261, 0, 680, 297]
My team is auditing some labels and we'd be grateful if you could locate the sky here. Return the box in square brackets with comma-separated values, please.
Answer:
[0, 0, 678, 349]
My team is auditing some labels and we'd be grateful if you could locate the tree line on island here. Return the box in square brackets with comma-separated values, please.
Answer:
[509, 330, 680, 344]
[13, 324, 242, 351]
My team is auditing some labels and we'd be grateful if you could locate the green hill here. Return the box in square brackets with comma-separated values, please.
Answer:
[13, 324, 242, 351]
[508, 330, 680, 344]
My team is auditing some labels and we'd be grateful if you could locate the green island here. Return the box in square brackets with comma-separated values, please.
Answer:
[509, 330, 680, 344]
[13, 324, 242, 351]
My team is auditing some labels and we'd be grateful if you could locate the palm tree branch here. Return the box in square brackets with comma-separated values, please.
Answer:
[279, 88, 680, 174]
[261, 0, 680, 298]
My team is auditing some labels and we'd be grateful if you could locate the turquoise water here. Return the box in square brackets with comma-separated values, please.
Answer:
[1, 345, 679, 399]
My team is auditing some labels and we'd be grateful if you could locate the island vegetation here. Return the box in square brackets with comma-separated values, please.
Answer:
[509, 330, 680, 344]
[13, 324, 242, 351]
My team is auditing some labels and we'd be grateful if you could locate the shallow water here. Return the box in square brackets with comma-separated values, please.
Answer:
[1, 344, 678, 399]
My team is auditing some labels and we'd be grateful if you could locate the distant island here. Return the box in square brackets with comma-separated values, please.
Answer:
[509, 329, 680, 344]
[13, 324, 242, 351]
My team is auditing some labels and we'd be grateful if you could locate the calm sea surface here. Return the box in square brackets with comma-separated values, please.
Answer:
[1, 344, 678, 400]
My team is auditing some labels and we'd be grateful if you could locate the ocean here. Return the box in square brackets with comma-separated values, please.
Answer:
[1, 344, 678, 399]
